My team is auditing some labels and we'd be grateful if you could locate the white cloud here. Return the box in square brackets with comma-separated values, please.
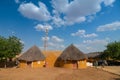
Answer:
[18, 0, 116, 27]
[48, 42, 55, 47]
[48, 42, 65, 50]
[71, 30, 85, 36]
[84, 33, 98, 38]
[18, 2, 51, 21]
[103, 0, 115, 6]
[87, 15, 95, 22]
[97, 21, 120, 31]
[83, 39, 108, 45]
[52, 15, 65, 26]
[20, 40, 25, 44]
[64, 16, 86, 25]
[41, 37, 50, 41]
[71, 30, 98, 38]
[35, 24, 53, 31]
[15, 0, 20, 4]
[51, 0, 69, 13]
[59, 45, 65, 49]
[52, 0, 101, 15]
[51, 36, 64, 43]
[41, 35, 64, 50]
[75, 38, 109, 53]
[51, 0, 115, 26]
[51, 0, 116, 26]
[64, 0, 101, 22]
[41, 36, 64, 43]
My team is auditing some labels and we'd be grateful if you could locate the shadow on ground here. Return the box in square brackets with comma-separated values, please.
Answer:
[114, 78, 120, 80]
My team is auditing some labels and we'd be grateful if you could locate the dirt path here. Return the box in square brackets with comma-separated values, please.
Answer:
[102, 66, 120, 75]
[0, 67, 119, 80]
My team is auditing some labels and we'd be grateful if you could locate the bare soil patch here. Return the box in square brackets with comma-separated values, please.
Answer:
[0, 67, 119, 80]
[101, 66, 120, 76]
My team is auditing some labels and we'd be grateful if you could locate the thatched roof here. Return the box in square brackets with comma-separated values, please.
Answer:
[86, 52, 102, 58]
[58, 44, 87, 60]
[18, 46, 45, 61]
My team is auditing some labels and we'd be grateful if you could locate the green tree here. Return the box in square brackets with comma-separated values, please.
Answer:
[103, 41, 120, 60]
[0, 36, 8, 68]
[0, 36, 7, 60]
[7, 36, 24, 60]
[0, 36, 24, 61]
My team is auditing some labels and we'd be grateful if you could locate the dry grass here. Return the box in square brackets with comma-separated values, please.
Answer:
[0, 67, 119, 80]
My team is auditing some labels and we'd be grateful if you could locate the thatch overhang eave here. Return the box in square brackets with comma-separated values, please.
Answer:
[58, 44, 87, 61]
[18, 45, 45, 61]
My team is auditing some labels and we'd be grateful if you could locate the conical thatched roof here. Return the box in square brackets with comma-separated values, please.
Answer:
[58, 44, 87, 60]
[18, 45, 45, 61]
[86, 52, 102, 58]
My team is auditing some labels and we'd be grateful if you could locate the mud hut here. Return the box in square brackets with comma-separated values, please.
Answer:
[18, 46, 45, 68]
[86, 52, 102, 62]
[86, 52, 103, 67]
[55, 44, 87, 69]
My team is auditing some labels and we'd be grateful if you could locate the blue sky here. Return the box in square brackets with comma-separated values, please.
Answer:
[0, 0, 120, 53]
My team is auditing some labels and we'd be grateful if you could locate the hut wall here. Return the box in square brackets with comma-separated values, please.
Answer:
[32, 61, 45, 68]
[19, 61, 27, 68]
[62, 61, 78, 69]
[45, 53, 57, 67]
[78, 59, 87, 69]
[63, 63, 73, 68]
[19, 60, 45, 68]
[63, 64, 77, 69]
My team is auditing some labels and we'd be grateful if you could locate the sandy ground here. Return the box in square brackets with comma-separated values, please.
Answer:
[0, 67, 120, 80]
[102, 66, 120, 75]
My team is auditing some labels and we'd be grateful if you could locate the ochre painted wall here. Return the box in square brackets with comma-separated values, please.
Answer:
[64, 61, 78, 69]
[55, 60, 87, 69]
[57, 61, 78, 69]
[32, 61, 45, 68]
[63, 63, 77, 69]
[19, 60, 45, 68]
[78, 59, 87, 69]
[19, 61, 27, 68]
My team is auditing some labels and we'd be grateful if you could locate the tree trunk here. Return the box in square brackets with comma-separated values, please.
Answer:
[4, 59, 7, 68]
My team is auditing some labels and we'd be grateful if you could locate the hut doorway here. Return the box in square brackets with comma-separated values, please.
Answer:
[27, 61, 32, 67]
[72, 61, 78, 69]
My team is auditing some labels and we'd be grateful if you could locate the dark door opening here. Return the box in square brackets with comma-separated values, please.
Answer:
[72, 61, 78, 69]
[27, 61, 32, 67]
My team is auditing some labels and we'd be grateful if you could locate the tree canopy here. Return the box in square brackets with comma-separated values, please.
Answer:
[0, 36, 24, 60]
[102, 41, 120, 60]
